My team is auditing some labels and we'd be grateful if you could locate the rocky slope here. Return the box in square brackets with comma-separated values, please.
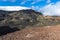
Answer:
[0, 9, 42, 28]
[0, 9, 60, 29]
[0, 9, 60, 40]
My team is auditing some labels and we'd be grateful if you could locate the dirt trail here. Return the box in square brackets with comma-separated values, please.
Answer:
[0, 25, 60, 40]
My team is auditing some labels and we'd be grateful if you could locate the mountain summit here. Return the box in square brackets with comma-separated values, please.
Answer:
[0, 9, 42, 29]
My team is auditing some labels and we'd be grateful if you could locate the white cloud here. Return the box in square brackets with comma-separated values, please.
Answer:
[20, 0, 31, 4]
[20, 0, 44, 5]
[10, 0, 16, 2]
[31, 2, 36, 5]
[30, 6, 40, 10]
[2, 0, 7, 2]
[2, 0, 16, 2]
[20, 1, 26, 4]
[31, 0, 44, 5]
[40, 2, 60, 16]
[0, 6, 30, 11]
[30, 6, 35, 10]
[46, 0, 51, 3]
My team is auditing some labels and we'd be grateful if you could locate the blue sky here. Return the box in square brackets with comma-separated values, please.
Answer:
[0, 0, 60, 16]
[0, 0, 59, 9]
[0, 0, 59, 7]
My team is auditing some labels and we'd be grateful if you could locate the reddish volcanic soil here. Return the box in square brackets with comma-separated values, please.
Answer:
[0, 25, 60, 40]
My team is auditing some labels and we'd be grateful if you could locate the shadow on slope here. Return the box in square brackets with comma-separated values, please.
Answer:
[0, 26, 19, 36]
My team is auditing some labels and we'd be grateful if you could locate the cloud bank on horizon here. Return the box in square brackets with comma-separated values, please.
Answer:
[40, 1, 60, 16]
[0, 0, 60, 16]
[0, 6, 30, 11]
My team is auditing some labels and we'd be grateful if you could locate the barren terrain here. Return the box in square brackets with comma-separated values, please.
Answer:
[0, 25, 60, 40]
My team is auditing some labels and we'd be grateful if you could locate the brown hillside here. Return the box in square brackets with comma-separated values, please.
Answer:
[0, 25, 60, 40]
